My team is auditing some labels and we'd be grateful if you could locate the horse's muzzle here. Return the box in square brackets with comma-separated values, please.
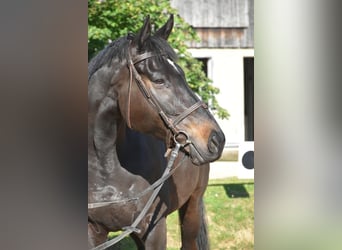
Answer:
[188, 130, 225, 166]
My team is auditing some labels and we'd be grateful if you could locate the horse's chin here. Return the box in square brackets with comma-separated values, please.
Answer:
[188, 144, 209, 166]
[190, 157, 204, 166]
[188, 143, 222, 166]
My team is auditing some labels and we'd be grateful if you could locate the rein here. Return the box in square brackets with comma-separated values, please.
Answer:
[88, 147, 186, 209]
[90, 138, 186, 250]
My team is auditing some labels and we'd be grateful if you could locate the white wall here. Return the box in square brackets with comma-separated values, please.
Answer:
[188, 48, 254, 145]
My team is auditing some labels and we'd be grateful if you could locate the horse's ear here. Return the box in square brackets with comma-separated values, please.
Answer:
[155, 14, 174, 40]
[136, 15, 151, 48]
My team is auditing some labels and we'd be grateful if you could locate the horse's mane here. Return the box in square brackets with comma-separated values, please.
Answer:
[88, 34, 178, 81]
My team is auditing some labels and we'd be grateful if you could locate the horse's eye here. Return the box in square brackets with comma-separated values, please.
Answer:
[153, 79, 165, 85]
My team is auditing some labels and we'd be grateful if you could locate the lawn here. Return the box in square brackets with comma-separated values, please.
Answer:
[108, 178, 254, 249]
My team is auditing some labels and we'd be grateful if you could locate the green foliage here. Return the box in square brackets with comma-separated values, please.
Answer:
[88, 0, 229, 119]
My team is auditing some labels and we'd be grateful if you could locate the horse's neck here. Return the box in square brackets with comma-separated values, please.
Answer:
[88, 61, 124, 180]
[89, 94, 122, 172]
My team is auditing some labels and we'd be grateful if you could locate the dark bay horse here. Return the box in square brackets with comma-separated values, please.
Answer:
[88, 15, 225, 249]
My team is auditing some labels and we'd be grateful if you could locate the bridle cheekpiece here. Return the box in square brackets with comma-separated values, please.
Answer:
[126, 38, 207, 148]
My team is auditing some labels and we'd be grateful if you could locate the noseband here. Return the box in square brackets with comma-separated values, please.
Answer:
[126, 42, 207, 146]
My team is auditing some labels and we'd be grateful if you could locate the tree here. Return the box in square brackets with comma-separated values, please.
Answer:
[88, 0, 229, 119]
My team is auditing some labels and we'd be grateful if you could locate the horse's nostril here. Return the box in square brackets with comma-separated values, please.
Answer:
[208, 131, 220, 154]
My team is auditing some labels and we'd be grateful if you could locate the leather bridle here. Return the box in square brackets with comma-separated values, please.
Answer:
[126, 41, 208, 146]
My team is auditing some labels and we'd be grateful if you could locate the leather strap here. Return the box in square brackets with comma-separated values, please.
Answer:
[172, 101, 207, 127]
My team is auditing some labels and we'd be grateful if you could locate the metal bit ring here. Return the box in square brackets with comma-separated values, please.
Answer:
[173, 131, 191, 147]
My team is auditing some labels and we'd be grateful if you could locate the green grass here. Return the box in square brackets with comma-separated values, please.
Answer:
[204, 178, 254, 250]
[108, 178, 254, 250]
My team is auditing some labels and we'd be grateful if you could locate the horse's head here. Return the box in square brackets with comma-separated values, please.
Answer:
[117, 15, 225, 165]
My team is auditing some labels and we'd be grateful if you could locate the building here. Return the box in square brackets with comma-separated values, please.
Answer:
[171, 0, 254, 148]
